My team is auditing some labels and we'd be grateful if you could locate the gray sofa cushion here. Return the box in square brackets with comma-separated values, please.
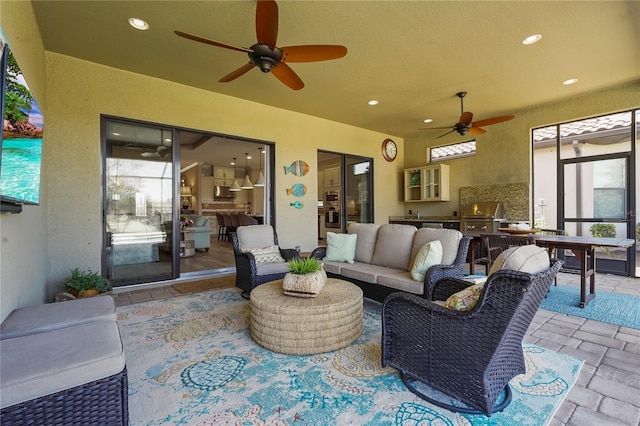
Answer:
[0, 320, 125, 408]
[0, 296, 116, 340]
[348, 223, 380, 264]
[377, 271, 425, 295]
[411, 228, 462, 266]
[340, 263, 402, 284]
[370, 224, 417, 270]
[322, 260, 345, 275]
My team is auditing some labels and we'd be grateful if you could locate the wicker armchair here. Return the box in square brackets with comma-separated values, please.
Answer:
[231, 224, 299, 299]
[381, 258, 563, 416]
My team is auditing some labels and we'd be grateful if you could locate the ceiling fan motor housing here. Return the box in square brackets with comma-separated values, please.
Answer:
[249, 43, 282, 72]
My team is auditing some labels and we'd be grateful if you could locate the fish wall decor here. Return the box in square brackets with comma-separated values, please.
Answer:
[285, 183, 307, 197]
[284, 160, 310, 176]
[290, 201, 303, 209]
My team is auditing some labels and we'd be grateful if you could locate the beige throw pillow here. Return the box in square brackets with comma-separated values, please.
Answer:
[410, 240, 443, 281]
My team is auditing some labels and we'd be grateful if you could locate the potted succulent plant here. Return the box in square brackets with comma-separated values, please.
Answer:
[63, 268, 112, 298]
[282, 257, 327, 298]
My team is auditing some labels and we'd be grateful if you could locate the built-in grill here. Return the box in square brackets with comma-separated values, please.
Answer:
[461, 202, 506, 233]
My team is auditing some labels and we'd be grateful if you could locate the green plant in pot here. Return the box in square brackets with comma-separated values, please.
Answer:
[64, 268, 112, 298]
[283, 257, 327, 298]
[590, 223, 617, 255]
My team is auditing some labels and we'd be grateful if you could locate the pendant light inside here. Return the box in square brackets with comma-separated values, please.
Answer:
[229, 157, 241, 192]
[241, 152, 254, 189]
[254, 147, 265, 187]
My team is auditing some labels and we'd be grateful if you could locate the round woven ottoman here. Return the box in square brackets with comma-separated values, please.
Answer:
[249, 278, 363, 355]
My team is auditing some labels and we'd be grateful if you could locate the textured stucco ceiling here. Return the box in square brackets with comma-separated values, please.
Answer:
[31, 0, 640, 140]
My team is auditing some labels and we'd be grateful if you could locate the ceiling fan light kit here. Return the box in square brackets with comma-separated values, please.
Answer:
[174, 0, 347, 90]
[421, 91, 515, 139]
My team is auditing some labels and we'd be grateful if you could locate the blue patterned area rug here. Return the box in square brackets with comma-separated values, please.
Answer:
[541, 285, 640, 329]
[117, 288, 583, 425]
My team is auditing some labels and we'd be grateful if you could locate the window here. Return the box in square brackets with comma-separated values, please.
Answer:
[429, 140, 476, 162]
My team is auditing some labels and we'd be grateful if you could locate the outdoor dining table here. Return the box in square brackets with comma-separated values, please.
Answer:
[533, 235, 635, 308]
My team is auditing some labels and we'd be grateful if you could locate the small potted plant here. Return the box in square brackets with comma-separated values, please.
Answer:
[63, 268, 112, 298]
[282, 257, 327, 298]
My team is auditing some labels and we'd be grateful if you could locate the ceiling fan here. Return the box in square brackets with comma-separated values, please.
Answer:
[421, 92, 515, 139]
[124, 144, 170, 158]
[174, 0, 347, 90]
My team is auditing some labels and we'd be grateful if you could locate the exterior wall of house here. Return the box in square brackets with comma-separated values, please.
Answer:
[1, 0, 49, 322]
[403, 82, 640, 218]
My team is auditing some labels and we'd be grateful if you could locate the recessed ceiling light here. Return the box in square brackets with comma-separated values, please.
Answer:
[247, 155, 252, 160]
[562, 78, 579, 85]
[522, 34, 542, 45]
[128, 18, 149, 31]
[423, 119, 433, 123]
[112, 132, 121, 136]
[230, 161, 236, 166]
[368, 100, 379, 106]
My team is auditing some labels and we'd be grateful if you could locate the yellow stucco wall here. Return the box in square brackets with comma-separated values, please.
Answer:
[43, 52, 404, 292]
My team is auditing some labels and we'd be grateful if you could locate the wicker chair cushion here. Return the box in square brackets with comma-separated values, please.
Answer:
[241, 245, 286, 264]
[237, 224, 276, 251]
[0, 320, 125, 408]
[443, 283, 485, 311]
[410, 240, 443, 281]
[411, 228, 462, 266]
[489, 245, 550, 275]
[0, 297, 116, 340]
[370, 224, 417, 270]
[347, 223, 380, 263]
[255, 262, 291, 276]
[325, 232, 358, 264]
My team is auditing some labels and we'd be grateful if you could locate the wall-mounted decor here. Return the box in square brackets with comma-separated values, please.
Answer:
[1, 28, 45, 213]
[286, 183, 307, 197]
[290, 201, 303, 209]
[284, 160, 309, 176]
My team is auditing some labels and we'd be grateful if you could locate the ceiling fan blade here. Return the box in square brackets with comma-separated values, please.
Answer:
[472, 115, 515, 127]
[420, 126, 455, 130]
[435, 129, 456, 139]
[468, 127, 487, 136]
[459, 111, 473, 125]
[174, 30, 252, 53]
[219, 62, 256, 83]
[281, 45, 348, 63]
[256, 0, 278, 49]
[271, 62, 304, 90]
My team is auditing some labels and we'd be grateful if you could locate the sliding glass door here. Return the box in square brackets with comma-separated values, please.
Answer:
[102, 117, 177, 286]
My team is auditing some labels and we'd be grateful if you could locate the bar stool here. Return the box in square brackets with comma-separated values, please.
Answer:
[216, 213, 227, 241]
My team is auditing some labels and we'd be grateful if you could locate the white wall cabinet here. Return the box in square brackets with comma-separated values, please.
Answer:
[213, 167, 240, 186]
[404, 164, 449, 202]
[200, 176, 214, 203]
[324, 166, 340, 189]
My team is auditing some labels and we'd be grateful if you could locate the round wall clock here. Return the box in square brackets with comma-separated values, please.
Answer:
[382, 138, 397, 162]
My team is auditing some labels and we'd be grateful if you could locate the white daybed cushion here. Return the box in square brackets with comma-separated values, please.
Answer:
[0, 320, 125, 408]
[0, 296, 116, 340]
